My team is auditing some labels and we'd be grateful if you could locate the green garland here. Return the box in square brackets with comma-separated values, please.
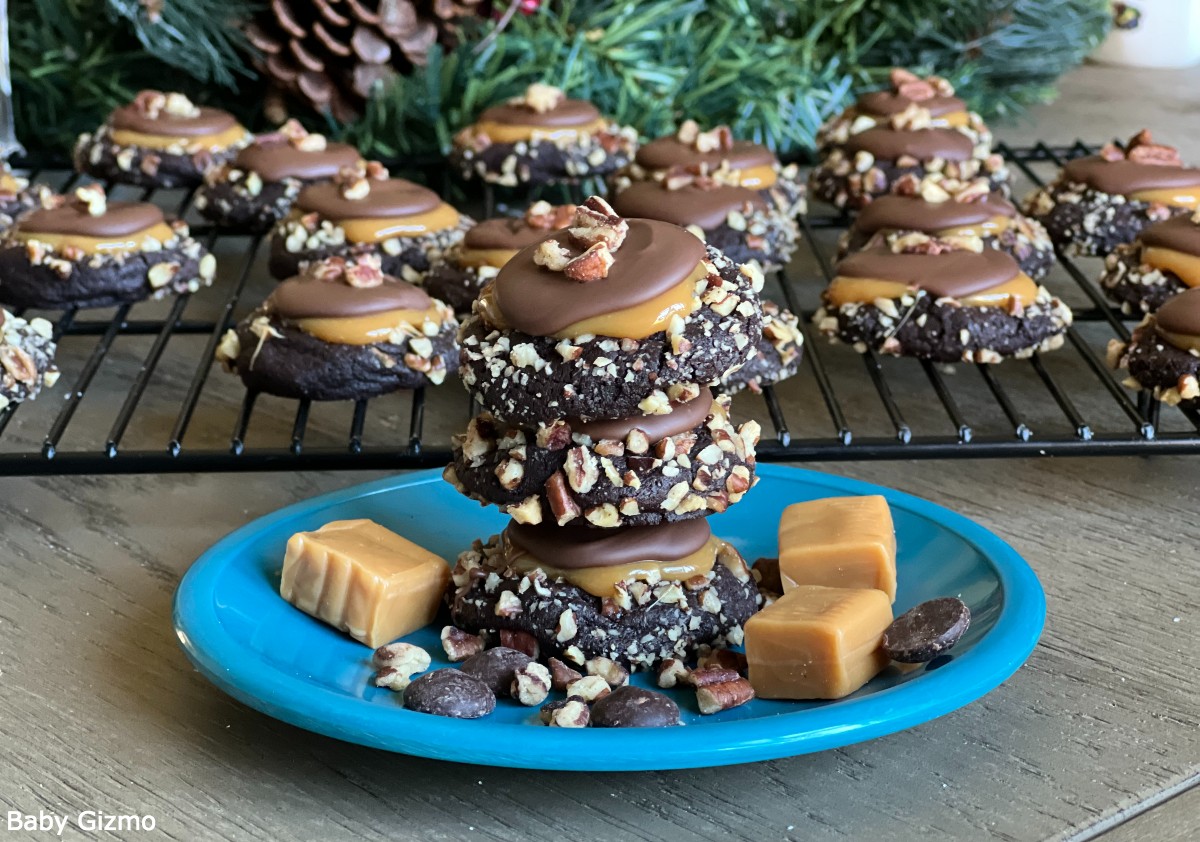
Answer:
[9, 0, 1109, 161]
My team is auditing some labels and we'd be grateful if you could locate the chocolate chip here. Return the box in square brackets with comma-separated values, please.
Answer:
[883, 597, 971, 663]
[402, 669, 496, 719]
[590, 685, 681, 728]
[459, 647, 532, 697]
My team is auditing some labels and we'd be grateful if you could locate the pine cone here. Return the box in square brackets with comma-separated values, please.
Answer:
[246, 0, 486, 123]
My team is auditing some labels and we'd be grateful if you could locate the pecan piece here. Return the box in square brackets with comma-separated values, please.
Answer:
[696, 676, 756, 714]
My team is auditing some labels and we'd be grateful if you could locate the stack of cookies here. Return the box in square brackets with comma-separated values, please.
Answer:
[443, 196, 767, 670]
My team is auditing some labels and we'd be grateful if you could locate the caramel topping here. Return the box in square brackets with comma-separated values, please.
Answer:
[504, 518, 712, 570]
[10, 223, 177, 255]
[733, 163, 778, 189]
[337, 204, 461, 242]
[506, 537, 723, 598]
[554, 264, 704, 339]
[834, 247, 1021, 301]
[270, 273, 431, 320]
[294, 306, 445, 345]
[610, 180, 767, 230]
[295, 178, 447, 223]
[1062, 156, 1200, 198]
[935, 216, 1013, 238]
[634, 136, 777, 179]
[845, 127, 975, 162]
[827, 271, 1039, 309]
[109, 123, 248, 152]
[488, 218, 706, 337]
[854, 193, 1015, 236]
[1155, 287, 1200, 339]
[570, 388, 718, 443]
[456, 246, 520, 269]
[1142, 246, 1200, 288]
[472, 117, 608, 144]
[1130, 186, 1200, 209]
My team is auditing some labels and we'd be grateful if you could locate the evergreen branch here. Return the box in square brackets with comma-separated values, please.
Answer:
[106, 0, 258, 87]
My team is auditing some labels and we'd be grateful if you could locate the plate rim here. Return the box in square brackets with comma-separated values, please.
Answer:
[173, 464, 1046, 771]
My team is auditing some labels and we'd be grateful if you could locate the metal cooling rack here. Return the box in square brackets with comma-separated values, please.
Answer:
[0, 141, 1196, 476]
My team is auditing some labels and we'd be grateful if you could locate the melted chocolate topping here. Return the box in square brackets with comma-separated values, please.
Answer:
[464, 217, 555, 251]
[478, 98, 601, 128]
[295, 178, 443, 221]
[570, 388, 715, 443]
[836, 247, 1021, 298]
[504, 518, 712, 570]
[1062, 156, 1200, 195]
[492, 219, 706, 336]
[268, 276, 431, 319]
[234, 140, 361, 183]
[844, 127, 975, 162]
[633, 136, 777, 173]
[610, 181, 766, 230]
[110, 104, 237, 137]
[853, 192, 1016, 235]
[1155, 287, 1200, 337]
[1139, 214, 1200, 256]
[18, 201, 164, 237]
[856, 91, 967, 118]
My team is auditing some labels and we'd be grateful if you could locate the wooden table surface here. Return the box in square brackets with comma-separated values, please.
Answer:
[1, 65, 1198, 841]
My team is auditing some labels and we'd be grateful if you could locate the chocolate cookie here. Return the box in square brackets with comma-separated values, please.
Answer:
[195, 121, 363, 234]
[811, 70, 1004, 210]
[813, 243, 1073, 363]
[0, 169, 52, 234]
[0, 187, 215, 309]
[610, 179, 798, 271]
[216, 255, 458, 400]
[444, 388, 759, 528]
[839, 174, 1055, 281]
[1109, 287, 1200, 409]
[74, 90, 250, 189]
[450, 84, 637, 187]
[460, 208, 765, 426]
[423, 202, 576, 315]
[1024, 132, 1200, 257]
[447, 522, 762, 670]
[612, 120, 805, 217]
[719, 300, 804, 395]
[0, 309, 59, 411]
[268, 166, 471, 281]
[1099, 213, 1200, 315]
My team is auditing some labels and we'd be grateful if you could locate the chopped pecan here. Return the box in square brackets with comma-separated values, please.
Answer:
[440, 626, 485, 661]
[563, 242, 614, 282]
[548, 657, 583, 691]
[533, 239, 572, 271]
[544, 472, 582, 525]
[499, 629, 540, 660]
[696, 676, 756, 714]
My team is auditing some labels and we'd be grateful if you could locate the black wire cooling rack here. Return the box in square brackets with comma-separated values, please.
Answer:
[0, 140, 1197, 477]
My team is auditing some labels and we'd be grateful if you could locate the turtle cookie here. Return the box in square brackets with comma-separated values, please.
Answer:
[422, 201, 575, 315]
[813, 235, 1073, 363]
[195, 120, 363, 234]
[1099, 211, 1200, 315]
[610, 176, 799, 271]
[447, 518, 762, 670]
[0, 185, 215, 309]
[1025, 130, 1200, 257]
[0, 309, 60, 412]
[1109, 287, 1200, 410]
[268, 162, 471, 280]
[0, 166, 52, 234]
[810, 69, 1006, 211]
[444, 387, 759, 528]
[74, 90, 251, 189]
[613, 120, 805, 217]
[840, 174, 1055, 280]
[719, 300, 804, 395]
[450, 84, 638, 188]
[216, 254, 458, 400]
[459, 197, 765, 426]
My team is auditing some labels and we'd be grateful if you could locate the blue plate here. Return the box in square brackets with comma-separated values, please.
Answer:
[174, 464, 1044, 771]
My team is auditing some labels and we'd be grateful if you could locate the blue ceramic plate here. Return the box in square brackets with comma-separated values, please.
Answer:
[174, 464, 1044, 771]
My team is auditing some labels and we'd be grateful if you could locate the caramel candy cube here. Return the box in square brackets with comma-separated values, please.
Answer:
[745, 586, 892, 700]
[778, 495, 897, 602]
[280, 519, 450, 647]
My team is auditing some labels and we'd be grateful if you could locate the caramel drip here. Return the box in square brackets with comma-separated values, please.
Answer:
[109, 124, 248, 151]
[338, 203, 461, 242]
[730, 164, 778, 189]
[456, 246, 519, 269]
[930, 111, 972, 129]
[1130, 185, 1200, 209]
[1159, 327, 1200, 353]
[827, 272, 1039, 308]
[505, 537, 722, 597]
[11, 222, 177, 255]
[472, 117, 609, 144]
[1142, 246, 1200, 287]
[0, 173, 22, 193]
[555, 263, 705, 339]
[293, 306, 444, 345]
